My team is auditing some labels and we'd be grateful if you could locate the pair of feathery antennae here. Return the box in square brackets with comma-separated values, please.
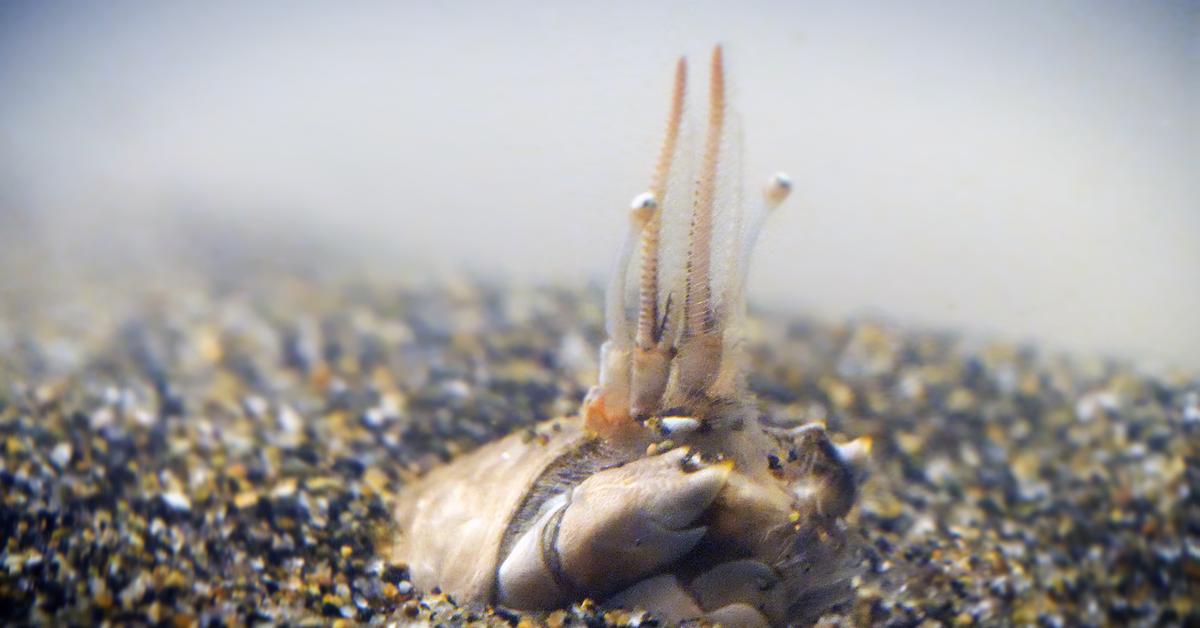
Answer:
[592, 45, 792, 433]
[634, 48, 727, 349]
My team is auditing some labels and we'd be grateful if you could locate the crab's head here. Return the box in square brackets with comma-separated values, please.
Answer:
[581, 46, 794, 451]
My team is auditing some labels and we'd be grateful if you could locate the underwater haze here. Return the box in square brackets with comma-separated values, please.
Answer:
[1, 0, 1197, 368]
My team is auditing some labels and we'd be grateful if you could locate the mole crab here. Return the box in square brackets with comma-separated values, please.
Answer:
[394, 46, 870, 626]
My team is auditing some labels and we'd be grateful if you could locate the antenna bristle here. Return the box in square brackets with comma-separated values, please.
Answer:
[683, 45, 725, 339]
[637, 56, 687, 349]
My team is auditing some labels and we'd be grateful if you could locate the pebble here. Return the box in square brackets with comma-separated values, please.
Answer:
[159, 492, 192, 513]
[49, 442, 72, 469]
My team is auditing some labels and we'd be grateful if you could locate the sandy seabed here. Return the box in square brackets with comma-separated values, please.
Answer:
[1, 243, 1197, 627]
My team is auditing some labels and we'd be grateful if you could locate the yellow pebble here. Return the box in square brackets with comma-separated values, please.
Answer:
[233, 491, 258, 509]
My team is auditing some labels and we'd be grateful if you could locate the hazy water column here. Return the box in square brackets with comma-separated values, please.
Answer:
[0, 1, 1196, 367]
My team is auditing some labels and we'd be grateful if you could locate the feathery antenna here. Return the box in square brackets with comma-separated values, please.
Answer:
[637, 57, 686, 348]
[683, 45, 725, 339]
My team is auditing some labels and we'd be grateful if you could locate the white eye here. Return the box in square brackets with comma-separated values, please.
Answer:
[770, 172, 792, 190]
[630, 191, 657, 210]
[764, 172, 793, 208]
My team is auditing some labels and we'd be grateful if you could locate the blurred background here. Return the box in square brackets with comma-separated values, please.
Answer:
[1, 0, 1197, 368]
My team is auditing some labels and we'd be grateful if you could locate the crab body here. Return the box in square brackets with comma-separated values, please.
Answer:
[394, 47, 869, 626]
[397, 414, 865, 625]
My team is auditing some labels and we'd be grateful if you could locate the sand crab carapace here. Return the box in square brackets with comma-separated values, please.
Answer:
[394, 46, 870, 626]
